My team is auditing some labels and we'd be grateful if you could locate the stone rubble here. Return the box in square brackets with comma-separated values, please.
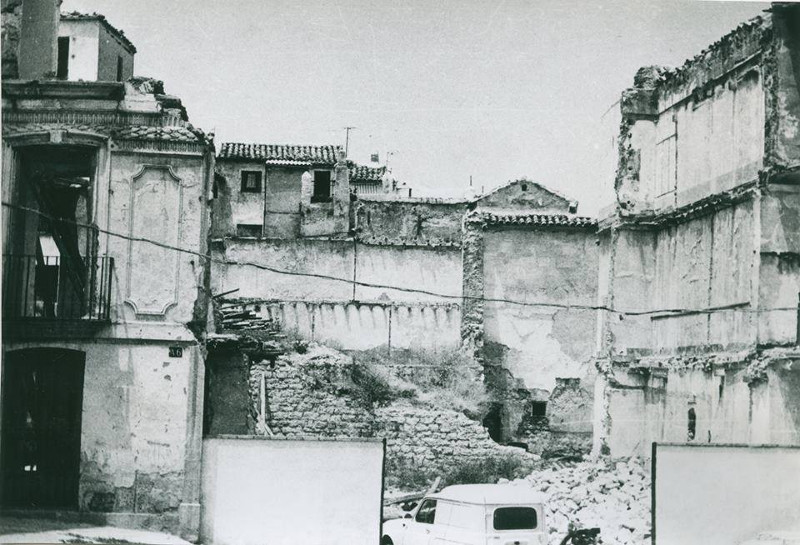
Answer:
[506, 457, 651, 545]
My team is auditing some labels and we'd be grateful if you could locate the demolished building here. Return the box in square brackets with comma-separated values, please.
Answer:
[593, 3, 800, 457]
[208, 145, 600, 457]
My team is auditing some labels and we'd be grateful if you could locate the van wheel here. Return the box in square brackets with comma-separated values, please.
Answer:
[382, 536, 393, 545]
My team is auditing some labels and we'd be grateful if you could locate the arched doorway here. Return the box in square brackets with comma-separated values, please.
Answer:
[1, 348, 85, 508]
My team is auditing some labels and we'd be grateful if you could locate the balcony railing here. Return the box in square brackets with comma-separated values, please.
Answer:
[2, 255, 114, 321]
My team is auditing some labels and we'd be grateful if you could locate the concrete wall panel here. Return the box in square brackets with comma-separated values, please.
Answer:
[654, 444, 800, 545]
[201, 437, 383, 545]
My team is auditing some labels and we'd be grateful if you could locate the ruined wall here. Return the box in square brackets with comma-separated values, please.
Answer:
[354, 197, 467, 246]
[615, 18, 768, 214]
[603, 354, 800, 458]
[768, 4, 800, 172]
[663, 61, 765, 209]
[237, 346, 530, 478]
[212, 238, 462, 305]
[482, 227, 599, 394]
[263, 300, 460, 352]
[760, 185, 800, 345]
[651, 200, 757, 353]
[213, 238, 355, 301]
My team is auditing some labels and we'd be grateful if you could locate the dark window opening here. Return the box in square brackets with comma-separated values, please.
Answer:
[493, 507, 538, 530]
[311, 170, 332, 203]
[3, 146, 103, 321]
[116, 55, 123, 82]
[687, 407, 696, 441]
[520, 183, 528, 191]
[57, 37, 70, 80]
[236, 224, 262, 238]
[415, 499, 437, 524]
[240, 171, 262, 193]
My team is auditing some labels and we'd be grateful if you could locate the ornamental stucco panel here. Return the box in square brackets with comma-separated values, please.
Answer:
[125, 164, 183, 317]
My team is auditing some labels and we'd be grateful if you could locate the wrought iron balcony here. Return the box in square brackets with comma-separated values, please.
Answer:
[2, 254, 114, 322]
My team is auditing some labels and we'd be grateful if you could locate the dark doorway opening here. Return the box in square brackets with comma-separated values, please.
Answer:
[0, 348, 85, 509]
[483, 403, 505, 443]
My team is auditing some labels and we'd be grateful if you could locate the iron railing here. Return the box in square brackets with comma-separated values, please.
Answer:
[2, 255, 114, 321]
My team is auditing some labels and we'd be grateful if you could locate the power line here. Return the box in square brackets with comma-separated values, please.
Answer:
[3, 201, 797, 317]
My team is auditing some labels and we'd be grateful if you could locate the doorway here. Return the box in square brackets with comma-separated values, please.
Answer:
[0, 348, 85, 509]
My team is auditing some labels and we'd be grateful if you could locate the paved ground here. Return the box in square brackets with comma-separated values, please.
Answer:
[0, 517, 191, 544]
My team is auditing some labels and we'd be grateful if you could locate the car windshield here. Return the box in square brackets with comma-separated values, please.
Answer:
[493, 507, 538, 530]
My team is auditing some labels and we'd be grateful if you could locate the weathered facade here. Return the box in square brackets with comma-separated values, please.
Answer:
[594, 4, 800, 457]
[0, 3, 212, 539]
[209, 167, 599, 452]
[58, 12, 136, 83]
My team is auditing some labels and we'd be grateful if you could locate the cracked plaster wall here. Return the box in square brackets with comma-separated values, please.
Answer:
[603, 355, 800, 458]
[597, 5, 800, 458]
[3, 340, 197, 521]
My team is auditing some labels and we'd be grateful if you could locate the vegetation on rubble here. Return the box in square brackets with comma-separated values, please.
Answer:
[346, 348, 489, 415]
[386, 452, 532, 490]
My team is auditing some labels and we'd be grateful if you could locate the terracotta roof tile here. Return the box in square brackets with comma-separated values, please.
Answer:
[349, 164, 386, 183]
[479, 212, 596, 228]
[218, 143, 342, 165]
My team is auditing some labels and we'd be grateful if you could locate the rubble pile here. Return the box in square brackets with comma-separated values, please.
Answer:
[513, 457, 651, 545]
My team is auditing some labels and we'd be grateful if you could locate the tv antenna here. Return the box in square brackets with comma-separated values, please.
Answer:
[344, 126, 357, 157]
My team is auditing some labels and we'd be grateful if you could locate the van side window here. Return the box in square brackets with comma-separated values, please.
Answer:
[415, 499, 437, 524]
[493, 507, 537, 530]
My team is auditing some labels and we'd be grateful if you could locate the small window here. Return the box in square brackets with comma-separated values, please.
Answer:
[493, 507, 537, 530]
[520, 183, 528, 191]
[415, 499, 437, 525]
[116, 55, 124, 82]
[236, 224, 262, 237]
[311, 170, 332, 203]
[57, 37, 70, 80]
[687, 407, 697, 441]
[241, 171, 262, 193]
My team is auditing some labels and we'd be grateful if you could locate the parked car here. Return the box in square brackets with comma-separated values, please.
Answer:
[382, 483, 549, 545]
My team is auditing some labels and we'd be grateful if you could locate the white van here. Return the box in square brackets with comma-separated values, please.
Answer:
[382, 484, 549, 545]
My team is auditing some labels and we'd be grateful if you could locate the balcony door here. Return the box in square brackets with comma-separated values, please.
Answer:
[0, 348, 85, 509]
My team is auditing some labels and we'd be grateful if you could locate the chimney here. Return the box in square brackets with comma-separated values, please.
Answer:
[18, 0, 60, 80]
[333, 149, 350, 233]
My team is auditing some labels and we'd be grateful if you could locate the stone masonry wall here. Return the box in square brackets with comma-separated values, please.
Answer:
[238, 345, 530, 479]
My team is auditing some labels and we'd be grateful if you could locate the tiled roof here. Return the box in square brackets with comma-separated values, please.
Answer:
[479, 212, 596, 228]
[349, 164, 386, 183]
[61, 12, 137, 54]
[2, 122, 207, 144]
[218, 143, 342, 165]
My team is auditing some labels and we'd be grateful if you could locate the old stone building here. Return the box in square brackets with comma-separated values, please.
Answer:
[209, 151, 600, 458]
[0, 1, 212, 539]
[593, 4, 800, 457]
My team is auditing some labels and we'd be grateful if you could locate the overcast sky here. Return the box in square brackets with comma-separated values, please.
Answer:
[62, 0, 766, 214]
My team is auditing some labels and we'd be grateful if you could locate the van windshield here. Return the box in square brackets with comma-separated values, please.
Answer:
[493, 507, 538, 530]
